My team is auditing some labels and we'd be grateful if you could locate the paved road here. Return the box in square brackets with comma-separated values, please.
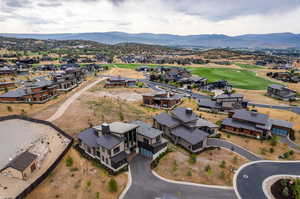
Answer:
[124, 155, 237, 199]
[207, 138, 262, 161]
[47, 77, 107, 122]
[249, 102, 300, 115]
[234, 161, 300, 199]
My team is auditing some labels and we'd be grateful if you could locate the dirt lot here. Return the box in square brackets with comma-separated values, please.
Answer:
[27, 148, 127, 199]
[154, 148, 248, 186]
[102, 67, 144, 79]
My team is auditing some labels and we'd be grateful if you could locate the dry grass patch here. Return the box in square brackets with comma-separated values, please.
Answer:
[102, 67, 144, 79]
[27, 148, 127, 199]
[154, 148, 248, 186]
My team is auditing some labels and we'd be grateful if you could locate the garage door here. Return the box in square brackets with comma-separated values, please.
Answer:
[140, 148, 153, 159]
[272, 128, 288, 136]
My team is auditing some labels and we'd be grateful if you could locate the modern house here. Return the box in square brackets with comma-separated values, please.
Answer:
[104, 77, 137, 88]
[221, 110, 294, 138]
[142, 92, 182, 109]
[267, 84, 297, 101]
[0, 151, 37, 180]
[0, 80, 58, 103]
[153, 107, 218, 153]
[198, 93, 248, 113]
[0, 82, 16, 90]
[77, 121, 168, 172]
[51, 68, 85, 92]
[202, 80, 233, 92]
[0, 66, 17, 76]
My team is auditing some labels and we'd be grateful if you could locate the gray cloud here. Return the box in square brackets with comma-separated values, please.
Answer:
[5, 0, 31, 8]
[162, 0, 300, 21]
[38, 2, 62, 7]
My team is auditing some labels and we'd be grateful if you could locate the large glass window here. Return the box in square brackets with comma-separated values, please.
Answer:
[113, 146, 120, 154]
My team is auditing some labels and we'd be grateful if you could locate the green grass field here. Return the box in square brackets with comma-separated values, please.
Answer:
[189, 67, 276, 90]
[235, 63, 263, 69]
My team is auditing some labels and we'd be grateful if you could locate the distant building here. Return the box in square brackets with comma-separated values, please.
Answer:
[0, 80, 58, 103]
[104, 77, 137, 88]
[0, 82, 16, 90]
[267, 84, 297, 101]
[0, 151, 37, 180]
[142, 92, 182, 109]
[221, 110, 294, 138]
[198, 93, 248, 113]
[51, 68, 85, 92]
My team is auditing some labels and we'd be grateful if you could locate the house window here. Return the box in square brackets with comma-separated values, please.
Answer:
[106, 158, 109, 165]
[102, 156, 105, 161]
[96, 151, 101, 158]
[156, 136, 161, 143]
[113, 147, 120, 154]
[143, 138, 149, 145]
[102, 147, 105, 152]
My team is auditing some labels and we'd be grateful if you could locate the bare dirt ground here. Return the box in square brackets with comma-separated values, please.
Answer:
[154, 148, 248, 186]
[102, 67, 145, 79]
[27, 148, 127, 199]
[235, 88, 290, 106]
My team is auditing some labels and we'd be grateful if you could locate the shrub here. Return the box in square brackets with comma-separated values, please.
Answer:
[219, 160, 226, 169]
[108, 178, 118, 193]
[7, 106, 12, 112]
[66, 156, 74, 167]
[269, 148, 274, 153]
[70, 167, 79, 172]
[189, 154, 197, 164]
[281, 187, 289, 197]
[186, 170, 192, 177]
[232, 156, 238, 164]
[219, 171, 226, 180]
[96, 192, 100, 199]
[86, 180, 91, 187]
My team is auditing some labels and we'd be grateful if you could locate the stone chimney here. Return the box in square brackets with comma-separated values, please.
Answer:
[101, 123, 110, 135]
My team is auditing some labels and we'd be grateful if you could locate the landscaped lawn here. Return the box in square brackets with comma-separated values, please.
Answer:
[189, 67, 276, 90]
[235, 63, 263, 69]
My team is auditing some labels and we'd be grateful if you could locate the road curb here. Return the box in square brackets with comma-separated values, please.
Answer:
[119, 167, 132, 199]
[151, 170, 233, 190]
[233, 160, 300, 199]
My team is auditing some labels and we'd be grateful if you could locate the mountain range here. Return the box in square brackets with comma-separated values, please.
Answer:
[1, 32, 300, 49]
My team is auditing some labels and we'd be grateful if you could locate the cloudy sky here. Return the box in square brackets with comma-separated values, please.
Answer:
[1, 0, 300, 35]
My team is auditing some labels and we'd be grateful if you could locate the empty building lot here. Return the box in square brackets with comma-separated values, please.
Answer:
[0, 119, 71, 199]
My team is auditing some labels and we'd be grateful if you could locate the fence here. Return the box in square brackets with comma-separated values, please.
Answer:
[0, 115, 73, 199]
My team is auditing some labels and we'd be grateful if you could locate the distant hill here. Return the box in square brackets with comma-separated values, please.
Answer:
[1, 32, 300, 49]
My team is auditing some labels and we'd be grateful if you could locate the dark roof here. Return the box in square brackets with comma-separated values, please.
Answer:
[232, 110, 268, 125]
[132, 120, 162, 139]
[171, 126, 209, 145]
[111, 151, 127, 163]
[171, 107, 198, 123]
[154, 112, 180, 128]
[215, 93, 244, 99]
[269, 119, 293, 129]
[198, 99, 220, 109]
[77, 128, 99, 148]
[3, 151, 37, 172]
[222, 118, 263, 133]
[269, 84, 285, 90]
[0, 88, 26, 98]
[96, 134, 122, 149]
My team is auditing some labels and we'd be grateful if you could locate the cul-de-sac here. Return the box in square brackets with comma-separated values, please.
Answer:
[1, 1, 300, 199]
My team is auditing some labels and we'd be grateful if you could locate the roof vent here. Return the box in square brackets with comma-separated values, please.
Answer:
[102, 123, 110, 135]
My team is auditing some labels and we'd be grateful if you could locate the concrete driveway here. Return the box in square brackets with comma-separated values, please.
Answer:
[124, 155, 237, 199]
[234, 161, 300, 199]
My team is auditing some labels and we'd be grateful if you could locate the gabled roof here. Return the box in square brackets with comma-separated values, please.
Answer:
[269, 84, 285, 90]
[132, 120, 162, 139]
[232, 110, 268, 125]
[214, 93, 244, 99]
[0, 88, 27, 98]
[77, 128, 99, 148]
[171, 107, 198, 123]
[222, 118, 263, 133]
[269, 119, 293, 129]
[194, 118, 218, 128]
[171, 126, 209, 145]
[198, 99, 220, 109]
[2, 151, 37, 172]
[153, 112, 180, 128]
[96, 134, 123, 149]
